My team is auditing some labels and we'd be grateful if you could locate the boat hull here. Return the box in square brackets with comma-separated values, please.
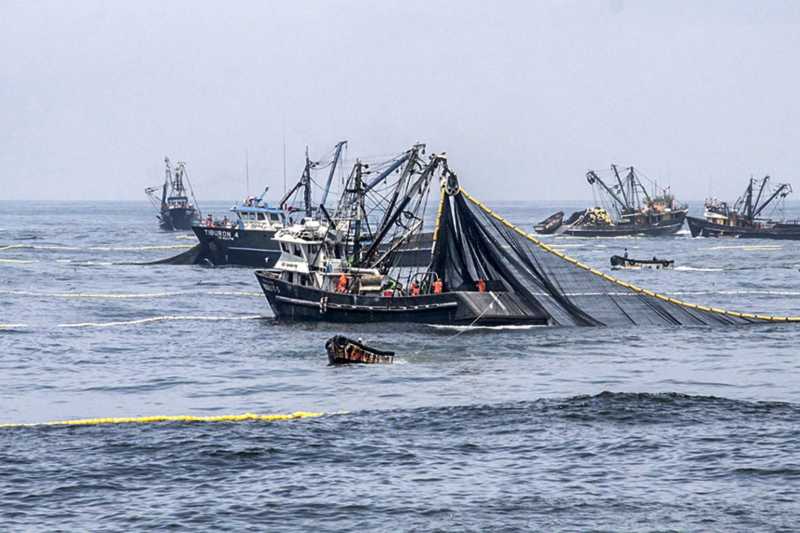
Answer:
[325, 336, 395, 365]
[255, 271, 549, 325]
[562, 212, 686, 237]
[192, 225, 281, 267]
[534, 211, 564, 234]
[160, 207, 199, 231]
[686, 216, 800, 239]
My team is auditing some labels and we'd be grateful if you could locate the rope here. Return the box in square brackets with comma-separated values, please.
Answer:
[458, 188, 800, 323]
[446, 301, 495, 340]
[0, 411, 325, 429]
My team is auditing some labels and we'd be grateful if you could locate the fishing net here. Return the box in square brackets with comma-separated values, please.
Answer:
[430, 188, 798, 326]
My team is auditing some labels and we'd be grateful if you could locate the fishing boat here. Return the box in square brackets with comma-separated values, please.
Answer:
[145, 157, 201, 230]
[539, 165, 688, 236]
[534, 211, 564, 234]
[191, 192, 287, 267]
[610, 255, 673, 270]
[325, 335, 394, 364]
[256, 150, 548, 325]
[686, 176, 799, 239]
[191, 141, 347, 267]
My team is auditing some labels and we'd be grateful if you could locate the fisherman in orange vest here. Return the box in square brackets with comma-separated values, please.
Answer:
[432, 278, 443, 294]
[410, 280, 421, 296]
[336, 273, 348, 293]
[476, 278, 487, 293]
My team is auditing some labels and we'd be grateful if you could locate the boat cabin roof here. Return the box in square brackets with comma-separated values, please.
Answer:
[232, 204, 284, 215]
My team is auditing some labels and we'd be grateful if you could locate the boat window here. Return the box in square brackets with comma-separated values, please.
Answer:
[280, 243, 289, 253]
[257, 213, 266, 221]
[270, 214, 280, 222]
[293, 244, 303, 257]
[309, 245, 318, 257]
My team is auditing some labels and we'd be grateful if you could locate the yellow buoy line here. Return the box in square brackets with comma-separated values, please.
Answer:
[0, 411, 326, 429]
[459, 189, 800, 323]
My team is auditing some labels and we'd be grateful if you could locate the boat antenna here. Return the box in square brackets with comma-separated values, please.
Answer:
[282, 134, 287, 196]
[245, 149, 250, 197]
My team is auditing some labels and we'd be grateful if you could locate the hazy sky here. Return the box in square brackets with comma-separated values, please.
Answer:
[2, 0, 799, 202]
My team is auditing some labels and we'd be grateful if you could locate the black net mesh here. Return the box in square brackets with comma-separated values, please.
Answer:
[431, 190, 796, 326]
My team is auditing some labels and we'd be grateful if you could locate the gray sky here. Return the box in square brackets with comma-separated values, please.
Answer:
[2, 0, 799, 202]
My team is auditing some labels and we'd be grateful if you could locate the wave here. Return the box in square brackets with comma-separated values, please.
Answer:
[670, 289, 800, 296]
[426, 324, 542, 332]
[706, 244, 783, 251]
[0, 258, 38, 264]
[0, 244, 192, 253]
[0, 289, 261, 300]
[0, 323, 29, 330]
[57, 314, 267, 328]
[674, 266, 724, 272]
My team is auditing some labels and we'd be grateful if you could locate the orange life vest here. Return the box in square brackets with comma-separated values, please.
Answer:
[433, 280, 443, 294]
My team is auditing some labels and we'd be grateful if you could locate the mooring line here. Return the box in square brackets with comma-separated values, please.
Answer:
[0, 411, 326, 429]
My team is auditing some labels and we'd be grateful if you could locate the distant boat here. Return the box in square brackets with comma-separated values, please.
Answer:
[145, 157, 200, 231]
[192, 193, 287, 267]
[534, 211, 564, 234]
[191, 141, 346, 267]
[610, 255, 673, 270]
[686, 176, 800, 239]
[537, 165, 687, 237]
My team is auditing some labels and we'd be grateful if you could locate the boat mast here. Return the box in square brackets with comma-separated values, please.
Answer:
[751, 175, 770, 218]
[363, 146, 420, 194]
[753, 178, 791, 219]
[373, 144, 425, 232]
[586, 170, 627, 216]
[630, 166, 652, 206]
[320, 140, 347, 208]
[162, 157, 172, 207]
[611, 164, 629, 209]
[359, 154, 443, 266]
[351, 161, 366, 264]
[278, 146, 316, 215]
[742, 178, 755, 219]
[302, 147, 313, 217]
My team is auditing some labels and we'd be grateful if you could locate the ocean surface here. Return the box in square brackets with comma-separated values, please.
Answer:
[2, 200, 800, 531]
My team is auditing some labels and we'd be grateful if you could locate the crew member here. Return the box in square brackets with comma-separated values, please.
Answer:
[410, 280, 421, 296]
[476, 278, 487, 293]
[336, 273, 348, 293]
[432, 278, 443, 294]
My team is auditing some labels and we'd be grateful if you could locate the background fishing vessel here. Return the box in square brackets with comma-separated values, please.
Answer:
[686, 176, 799, 239]
[190, 141, 346, 267]
[145, 157, 201, 230]
[536, 165, 687, 237]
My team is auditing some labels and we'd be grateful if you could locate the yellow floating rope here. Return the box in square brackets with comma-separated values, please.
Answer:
[431, 184, 448, 246]
[0, 411, 325, 429]
[459, 188, 800, 323]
